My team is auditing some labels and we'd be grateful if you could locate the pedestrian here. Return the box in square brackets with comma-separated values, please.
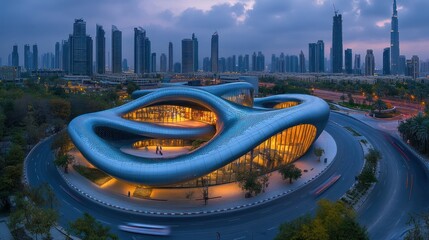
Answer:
[160, 145, 163, 151]
[156, 145, 159, 154]
[128, 191, 130, 197]
[160, 151, 163, 156]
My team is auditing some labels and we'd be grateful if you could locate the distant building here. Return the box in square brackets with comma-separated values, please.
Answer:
[398, 55, 406, 75]
[160, 54, 167, 72]
[354, 54, 361, 75]
[122, 59, 128, 72]
[309, 41, 324, 73]
[112, 25, 122, 74]
[211, 32, 219, 73]
[55, 42, 60, 69]
[24, 44, 31, 71]
[69, 19, 93, 75]
[168, 42, 173, 73]
[406, 55, 419, 79]
[299, 51, 306, 73]
[12, 45, 19, 67]
[0, 66, 21, 81]
[134, 27, 151, 74]
[420, 60, 429, 77]
[203, 57, 210, 72]
[33, 44, 38, 70]
[391, 0, 400, 75]
[61, 41, 69, 73]
[192, 33, 199, 72]
[365, 49, 375, 76]
[181, 38, 194, 73]
[244, 54, 250, 73]
[173, 62, 181, 73]
[96, 25, 106, 74]
[332, 12, 343, 73]
[383, 48, 391, 75]
[151, 53, 156, 73]
[345, 49, 352, 74]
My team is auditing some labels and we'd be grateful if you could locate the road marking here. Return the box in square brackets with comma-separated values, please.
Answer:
[267, 226, 276, 231]
[234, 236, 246, 240]
[63, 200, 71, 206]
[73, 207, 82, 213]
[228, 217, 241, 222]
[36, 175, 39, 181]
[406, 172, 408, 188]
[409, 174, 413, 200]
[98, 220, 111, 225]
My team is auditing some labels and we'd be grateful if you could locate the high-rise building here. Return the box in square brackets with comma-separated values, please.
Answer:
[203, 57, 210, 72]
[151, 53, 156, 73]
[160, 53, 167, 72]
[173, 62, 181, 73]
[219, 57, 226, 72]
[309, 41, 324, 73]
[32, 44, 38, 70]
[244, 54, 250, 72]
[122, 59, 128, 71]
[12, 45, 19, 67]
[24, 44, 31, 71]
[96, 25, 105, 74]
[332, 12, 343, 73]
[134, 27, 146, 74]
[69, 19, 93, 75]
[345, 49, 352, 74]
[391, 0, 400, 75]
[55, 42, 60, 69]
[144, 38, 151, 73]
[168, 42, 173, 73]
[211, 32, 219, 73]
[365, 50, 375, 76]
[406, 55, 419, 79]
[192, 33, 198, 72]
[182, 39, 194, 73]
[112, 25, 122, 74]
[61, 41, 69, 73]
[299, 51, 306, 73]
[398, 55, 406, 75]
[383, 48, 391, 75]
[354, 54, 361, 74]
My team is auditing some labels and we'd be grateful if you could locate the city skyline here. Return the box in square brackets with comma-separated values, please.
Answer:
[1, 0, 428, 69]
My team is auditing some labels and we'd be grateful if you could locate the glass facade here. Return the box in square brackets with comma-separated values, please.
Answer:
[221, 88, 253, 107]
[274, 101, 300, 109]
[123, 105, 217, 125]
[133, 139, 192, 148]
[166, 123, 317, 188]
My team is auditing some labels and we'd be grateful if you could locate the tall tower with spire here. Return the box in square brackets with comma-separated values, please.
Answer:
[390, 0, 400, 75]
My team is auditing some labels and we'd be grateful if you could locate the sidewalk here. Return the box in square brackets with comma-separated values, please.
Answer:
[59, 131, 337, 216]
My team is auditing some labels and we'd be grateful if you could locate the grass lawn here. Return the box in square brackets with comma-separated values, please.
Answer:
[73, 165, 113, 186]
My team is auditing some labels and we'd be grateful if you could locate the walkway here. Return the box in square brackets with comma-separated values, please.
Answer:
[60, 131, 337, 216]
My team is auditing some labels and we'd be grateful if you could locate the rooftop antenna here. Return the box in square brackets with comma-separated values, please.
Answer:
[333, 3, 339, 15]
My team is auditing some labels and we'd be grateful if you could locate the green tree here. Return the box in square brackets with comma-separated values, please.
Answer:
[314, 147, 325, 162]
[365, 148, 381, 167]
[275, 215, 312, 240]
[236, 171, 263, 197]
[373, 99, 387, 113]
[54, 153, 74, 173]
[126, 81, 139, 95]
[278, 164, 302, 184]
[357, 166, 377, 188]
[49, 98, 71, 121]
[69, 213, 118, 240]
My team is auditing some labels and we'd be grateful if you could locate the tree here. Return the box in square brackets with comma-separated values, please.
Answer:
[365, 148, 381, 167]
[373, 99, 387, 113]
[49, 98, 71, 121]
[54, 153, 74, 173]
[314, 147, 325, 162]
[405, 211, 429, 239]
[69, 213, 118, 240]
[275, 200, 369, 240]
[236, 171, 263, 197]
[340, 95, 346, 102]
[357, 166, 377, 188]
[278, 164, 302, 184]
[126, 81, 139, 95]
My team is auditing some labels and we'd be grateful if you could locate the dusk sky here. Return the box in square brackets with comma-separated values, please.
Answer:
[1, 0, 428, 68]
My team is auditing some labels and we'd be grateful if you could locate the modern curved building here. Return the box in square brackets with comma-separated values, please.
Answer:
[68, 82, 330, 187]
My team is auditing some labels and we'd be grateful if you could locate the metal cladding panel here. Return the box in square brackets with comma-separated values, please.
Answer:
[68, 85, 330, 186]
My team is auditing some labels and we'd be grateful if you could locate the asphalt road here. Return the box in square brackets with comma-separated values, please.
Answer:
[26, 112, 428, 239]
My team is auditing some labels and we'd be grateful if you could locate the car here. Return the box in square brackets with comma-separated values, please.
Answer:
[118, 223, 171, 236]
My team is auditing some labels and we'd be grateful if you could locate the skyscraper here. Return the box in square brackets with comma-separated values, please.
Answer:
[55, 42, 60, 69]
[365, 50, 375, 76]
[168, 42, 173, 73]
[192, 33, 198, 72]
[406, 55, 419, 79]
[122, 59, 128, 71]
[181, 38, 194, 73]
[61, 41, 69, 73]
[309, 41, 324, 73]
[383, 48, 391, 75]
[299, 51, 306, 73]
[354, 54, 361, 74]
[33, 44, 38, 70]
[24, 44, 31, 71]
[203, 57, 210, 72]
[96, 25, 105, 74]
[112, 25, 122, 74]
[160, 53, 167, 72]
[12, 45, 19, 67]
[211, 32, 219, 73]
[69, 19, 93, 75]
[345, 49, 352, 74]
[244, 54, 250, 72]
[151, 53, 156, 73]
[144, 38, 151, 73]
[391, 0, 400, 75]
[134, 27, 146, 74]
[332, 12, 343, 73]
[398, 55, 406, 75]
